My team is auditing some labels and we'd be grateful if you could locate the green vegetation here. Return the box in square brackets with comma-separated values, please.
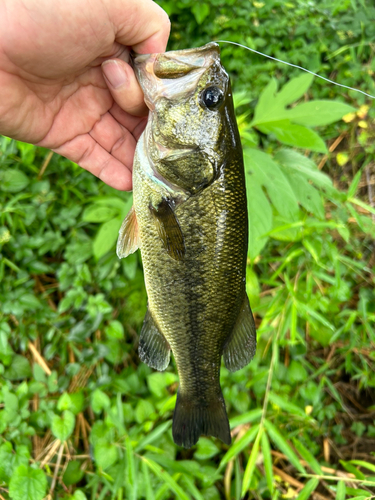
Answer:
[1, 1, 375, 499]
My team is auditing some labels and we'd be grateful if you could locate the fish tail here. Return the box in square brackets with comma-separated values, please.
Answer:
[172, 389, 231, 448]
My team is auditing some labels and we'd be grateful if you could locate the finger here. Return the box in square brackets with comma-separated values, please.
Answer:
[53, 134, 132, 190]
[102, 59, 148, 117]
[106, 0, 171, 54]
[89, 111, 137, 170]
[109, 102, 148, 139]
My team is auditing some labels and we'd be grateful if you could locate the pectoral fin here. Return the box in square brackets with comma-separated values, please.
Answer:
[139, 307, 170, 371]
[223, 295, 257, 372]
[149, 199, 185, 261]
[116, 205, 140, 259]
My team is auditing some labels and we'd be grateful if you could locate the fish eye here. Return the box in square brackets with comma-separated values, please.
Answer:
[200, 86, 224, 110]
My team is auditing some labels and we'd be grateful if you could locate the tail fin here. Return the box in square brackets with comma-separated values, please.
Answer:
[172, 390, 231, 448]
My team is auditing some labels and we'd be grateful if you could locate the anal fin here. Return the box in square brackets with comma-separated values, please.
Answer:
[223, 294, 257, 372]
[117, 205, 140, 259]
[149, 199, 185, 261]
[139, 307, 170, 371]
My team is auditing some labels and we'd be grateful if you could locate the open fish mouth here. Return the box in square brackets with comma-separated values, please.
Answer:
[132, 43, 221, 108]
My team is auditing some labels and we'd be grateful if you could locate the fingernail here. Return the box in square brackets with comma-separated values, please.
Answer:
[102, 60, 127, 89]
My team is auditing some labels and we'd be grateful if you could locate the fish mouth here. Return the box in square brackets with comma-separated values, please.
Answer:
[132, 43, 221, 109]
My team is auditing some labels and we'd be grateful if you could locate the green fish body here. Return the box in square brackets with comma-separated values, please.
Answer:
[117, 43, 256, 448]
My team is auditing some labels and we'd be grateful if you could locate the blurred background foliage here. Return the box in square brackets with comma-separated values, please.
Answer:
[1, 0, 375, 499]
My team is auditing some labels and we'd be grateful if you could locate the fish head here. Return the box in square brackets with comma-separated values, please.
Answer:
[134, 43, 236, 194]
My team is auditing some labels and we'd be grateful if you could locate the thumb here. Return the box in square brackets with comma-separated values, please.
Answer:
[101, 58, 148, 117]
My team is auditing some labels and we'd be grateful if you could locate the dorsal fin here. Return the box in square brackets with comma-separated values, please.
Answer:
[116, 206, 140, 259]
[223, 295, 257, 372]
[149, 199, 185, 261]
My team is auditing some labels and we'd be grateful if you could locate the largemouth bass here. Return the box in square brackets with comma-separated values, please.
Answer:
[117, 43, 256, 448]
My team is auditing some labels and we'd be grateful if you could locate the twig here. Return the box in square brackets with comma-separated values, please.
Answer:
[224, 460, 234, 500]
[38, 151, 53, 179]
[34, 275, 57, 311]
[318, 133, 346, 170]
[365, 163, 375, 221]
[28, 341, 51, 376]
[272, 465, 303, 489]
[40, 439, 61, 468]
[49, 443, 64, 495]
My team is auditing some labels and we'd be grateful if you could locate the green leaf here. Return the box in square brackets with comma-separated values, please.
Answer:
[220, 424, 260, 467]
[93, 217, 122, 260]
[194, 438, 220, 460]
[105, 320, 124, 340]
[264, 420, 306, 474]
[9, 465, 47, 500]
[91, 389, 111, 414]
[51, 410, 75, 441]
[68, 391, 85, 414]
[258, 120, 327, 152]
[63, 460, 85, 486]
[246, 268, 260, 307]
[82, 204, 119, 223]
[141, 456, 190, 500]
[275, 149, 334, 191]
[122, 252, 138, 280]
[191, 3, 210, 24]
[349, 460, 375, 473]
[287, 361, 307, 383]
[0, 443, 14, 481]
[57, 392, 72, 412]
[4, 355, 31, 380]
[276, 73, 314, 107]
[247, 182, 272, 259]
[268, 392, 307, 417]
[94, 440, 119, 470]
[286, 100, 356, 127]
[340, 461, 365, 479]
[0, 169, 29, 193]
[245, 149, 299, 219]
[295, 478, 319, 500]
[135, 399, 154, 424]
[252, 79, 283, 125]
[72, 491, 87, 500]
[281, 169, 324, 218]
[270, 216, 303, 242]
[347, 169, 363, 199]
[242, 427, 263, 496]
[57, 391, 84, 415]
[126, 436, 137, 498]
[292, 438, 322, 474]
[135, 421, 172, 452]
[303, 237, 323, 262]
[229, 409, 262, 429]
[335, 480, 346, 500]
[348, 196, 375, 216]
[142, 460, 155, 500]
[261, 432, 273, 494]
[181, 475, 205, 500]
[298, 302, 335, 331]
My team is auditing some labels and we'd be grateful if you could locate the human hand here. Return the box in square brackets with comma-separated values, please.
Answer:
[0, 0, 170, 190]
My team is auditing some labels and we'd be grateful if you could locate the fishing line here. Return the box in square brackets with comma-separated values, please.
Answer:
[216, 40, 375, 100]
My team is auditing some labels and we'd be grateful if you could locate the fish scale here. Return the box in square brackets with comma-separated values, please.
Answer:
[117, 43, 257, 448]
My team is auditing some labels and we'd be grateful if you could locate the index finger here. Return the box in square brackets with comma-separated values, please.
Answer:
[105, 0, 171, 54]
